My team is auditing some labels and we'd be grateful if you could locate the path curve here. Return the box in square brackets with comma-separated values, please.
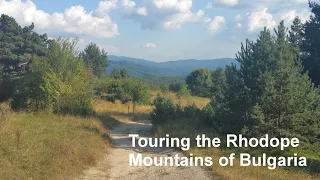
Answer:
[78, 119, 213, 180]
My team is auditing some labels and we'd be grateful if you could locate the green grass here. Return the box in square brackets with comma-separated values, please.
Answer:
[0, 110, 111, 180]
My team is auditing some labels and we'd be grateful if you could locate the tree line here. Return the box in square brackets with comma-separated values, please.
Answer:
[0, 14, 150, 115]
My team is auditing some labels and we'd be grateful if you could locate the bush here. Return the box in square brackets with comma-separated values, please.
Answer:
[11, 38, 95, 116]
[150, 95, 202, 126]
[150, 95, 177, 125]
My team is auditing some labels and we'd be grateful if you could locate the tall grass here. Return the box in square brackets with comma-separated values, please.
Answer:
[0, 107, 110, 180]
[151, 90, 210, 109]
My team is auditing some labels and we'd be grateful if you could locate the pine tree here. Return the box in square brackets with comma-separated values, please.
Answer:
[186, 68, 213, 97]
[289, 17, 303, 47]
[0, 14, 48, 101]
[301, 1, 320, 86]
[250, 21, 320, 143]
[81, 43, 108, 77]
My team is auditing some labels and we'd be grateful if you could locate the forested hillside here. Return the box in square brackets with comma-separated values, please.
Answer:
[108, 55, 237, 77]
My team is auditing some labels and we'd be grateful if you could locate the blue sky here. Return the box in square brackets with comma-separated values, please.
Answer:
[0, 0, 312, 62]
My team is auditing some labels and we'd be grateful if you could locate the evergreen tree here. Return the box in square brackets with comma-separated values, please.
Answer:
[81, 43, 108, 77]
[289, 17, 304, 47]
[251, 21, 320, 143]
[186, 68, 213, 97]
[301, 1, 320, 86]
[120, 69, 130, 79]
[0, 14, 48, 101]
[111, 68, 122, 79]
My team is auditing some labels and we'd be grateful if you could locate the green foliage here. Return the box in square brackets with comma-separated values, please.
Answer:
[159, 83, 169, 93]
[176, 84, 190, 99]
[206, 21, 320, 145]
[110, 68, 122, 79]
[300, 1, 320, 86]
[150, 95, 201, 126]
[98, 77, 151, 112]
[120, 69, 130, 79]
[168, 82, 184, 92]
[249, 22, 320, 142]
[186, 68, 213, 97]
[81, 43, 108, 77]
[0, 14, 48, 101]
[12, 38, 95, 115]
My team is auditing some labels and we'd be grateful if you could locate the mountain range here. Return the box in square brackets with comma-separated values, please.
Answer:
[107, 55, 237, 77]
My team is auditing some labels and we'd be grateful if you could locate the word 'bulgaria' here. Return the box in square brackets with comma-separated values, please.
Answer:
[129, 153, 307, 170]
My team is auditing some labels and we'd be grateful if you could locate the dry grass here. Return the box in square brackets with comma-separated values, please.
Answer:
[151, 90, 210, 109]
[0, 109, 110, 180]
[93, 99, 152, 122]
[155, 122, 319, 180]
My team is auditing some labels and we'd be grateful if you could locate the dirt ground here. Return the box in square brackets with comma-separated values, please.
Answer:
[77, 117, 212, 180]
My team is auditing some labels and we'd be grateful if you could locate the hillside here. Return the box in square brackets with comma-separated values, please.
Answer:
[108, 55, 237, 77]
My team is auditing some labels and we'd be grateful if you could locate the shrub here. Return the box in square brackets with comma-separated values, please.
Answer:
[150, 95, 177, 125]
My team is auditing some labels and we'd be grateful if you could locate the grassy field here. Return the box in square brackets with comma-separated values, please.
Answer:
[0, 103, 114, 180]
[151, 90, 210, 109]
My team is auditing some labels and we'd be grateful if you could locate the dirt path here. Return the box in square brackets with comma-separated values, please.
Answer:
[78, 118, 213, 180]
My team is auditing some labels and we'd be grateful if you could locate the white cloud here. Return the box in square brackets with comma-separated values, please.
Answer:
[152, 0, 192, 12]
[208, 16, 225, 34]
[294, 0, 308, 4]
[143, 42, 157, 48]
[215, 0, 238, 7]
[118, 0, 210, 30]
[137, 7, 148, 16]
[120, 0, 136, 9]
[235, 14, 241, 21]
[95, 0, 118, 16]
[163, 10, 207, 30]
[206, 2, 213, 9]
[280, 8, 311, 23]
[0, 0, 119, 38]
[248, 8, 276, 31]
[236, 23, 242, 28]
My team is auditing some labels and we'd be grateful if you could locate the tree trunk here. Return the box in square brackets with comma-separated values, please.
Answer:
[133, 102, 136, 114]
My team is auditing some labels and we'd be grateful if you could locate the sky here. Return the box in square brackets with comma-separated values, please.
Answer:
[0, 0, 312, 62]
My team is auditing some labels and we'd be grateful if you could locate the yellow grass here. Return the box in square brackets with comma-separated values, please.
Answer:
[0, 108, 110, 180]
[151, 90, 210, 109]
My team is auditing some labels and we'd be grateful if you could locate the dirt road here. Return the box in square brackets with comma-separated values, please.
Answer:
[78, 118, 212, 180]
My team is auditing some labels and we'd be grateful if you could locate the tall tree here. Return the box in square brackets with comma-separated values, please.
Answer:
[288, 16, 304, 47]
[251, 21, 320, 143]
[301, 1, 320, 86]
[111, 68, 122, 79]
[81, 43, 108, 77]
[186, 68, 213, 97]
[120, 69, 130, 79]
[0, 14, 48, 101]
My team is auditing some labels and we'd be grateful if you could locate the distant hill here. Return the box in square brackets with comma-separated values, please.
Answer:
[108, 55, 237, 77]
